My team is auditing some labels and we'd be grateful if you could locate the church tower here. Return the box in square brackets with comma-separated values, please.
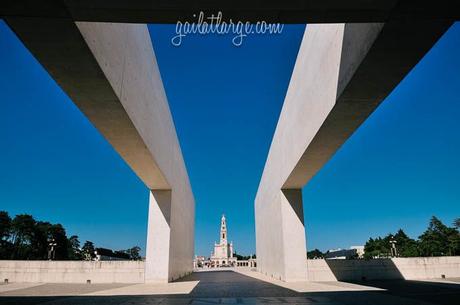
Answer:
[210, 214, 236, 267]
[220, 214, 227, 244]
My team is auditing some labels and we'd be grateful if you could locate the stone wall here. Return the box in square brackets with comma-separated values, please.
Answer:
[307, 257, 460, 281]
[0, 260, 145, 283]
[3, 257, 460, 284]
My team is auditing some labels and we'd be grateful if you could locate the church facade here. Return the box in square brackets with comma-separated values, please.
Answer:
[210, 215, 237, 267]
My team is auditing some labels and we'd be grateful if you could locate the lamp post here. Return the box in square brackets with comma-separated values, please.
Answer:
[389, 237, 397, 257]
[47, 238, 57, 260]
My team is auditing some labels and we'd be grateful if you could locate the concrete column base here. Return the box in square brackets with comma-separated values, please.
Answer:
[256, 189, 307, 282]
[145, 190, 172, 283]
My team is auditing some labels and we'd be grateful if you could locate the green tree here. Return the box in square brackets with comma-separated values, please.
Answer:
[27, 222, 70, 260]
[31, 221, 53, 259]
[68, 235, 82, 260]
[419, 216, 459, 256]
[454, 218, 460, 229]
[233, 252, 251, 260]
[364, 236, 391, 259]
[307, 248, 324, 259]
[11, 214, 36, 259]
[82, 241, 96, 260]
[394, 229, 419, 257]
[0, 211, 11, 240]
[126, 246, 141, 260]
[49, 224, 69, 259]
[0, 211, 13, 259]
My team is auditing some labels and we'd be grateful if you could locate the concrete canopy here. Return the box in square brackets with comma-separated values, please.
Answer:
[2, 0, 459, 285]
[255, 20, 452, 281]
[1, 1, 460, 23]
[4, 18, 195, 282]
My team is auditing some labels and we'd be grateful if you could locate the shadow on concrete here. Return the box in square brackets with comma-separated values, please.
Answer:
[342, 279, 460, 305]
[0, 271, 459, 305]
[325, 258, 404, 281]
[176, 270, 299, 297]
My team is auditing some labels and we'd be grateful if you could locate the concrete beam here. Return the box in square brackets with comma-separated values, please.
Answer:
[284, 20, 452, 189]
[256, 24, 346, 282]
[255, 20, 451, 281]
[5, 18, 195, 282]
[1, 1, 460, 23]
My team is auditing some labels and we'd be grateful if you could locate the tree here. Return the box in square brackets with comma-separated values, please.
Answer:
[307, 249, 324, 259]
[364, 236, 391, 259]
[419, 216, 460, 256]
[49, 224, 69, 259]
[0, 211, 11, 241]
[82, 241, 96, 260]
[0, 211, 12, 259]
[394, 229, 419, 257]
[11, 214, 36, 259]
[233, 252, 251, 260]
[27, 222, 70, 260]
[31, 221, 53, 259]
[68, 235, 82, 260]
[454, 218, 460, 229]
[126, 246, 141, 260]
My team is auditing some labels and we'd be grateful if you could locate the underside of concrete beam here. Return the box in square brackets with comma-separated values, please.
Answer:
[5, 18, 195, 283]
[1, 1, 460, 23]
[5, 17, 169, 190]
[256, 20, 452, 281]
[283, 20, 452, 189]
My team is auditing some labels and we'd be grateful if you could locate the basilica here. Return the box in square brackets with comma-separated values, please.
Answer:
[210, 215, 237, 267]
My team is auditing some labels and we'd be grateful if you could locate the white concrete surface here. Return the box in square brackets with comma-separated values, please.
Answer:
[75, 22, 195, 283]
[255, 21, 452, 282]
[0, 283, 45, 293]
[0, 261, 145, 283]
[2, 258, 459, 288]
[85, 281, 200, 296]
[235, 269, 384, 292]
[307, 257, 460, 281]
[255, 24, 347, 282]
[254, 22, 392, 283]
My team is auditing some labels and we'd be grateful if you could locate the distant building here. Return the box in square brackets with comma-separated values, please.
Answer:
[193, 255, 206, 268]
[324, 246, 365, 260]
[95, 248, 130, 261]
[350, 246, 365, 258]
[210, 215, 237, 267]
[193, 215, 257, 269]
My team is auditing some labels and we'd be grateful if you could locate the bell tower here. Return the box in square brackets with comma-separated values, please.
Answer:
[220, 214, 227, 244]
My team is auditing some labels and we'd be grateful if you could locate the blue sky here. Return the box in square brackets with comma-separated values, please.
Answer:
[0, 20, 459, 256]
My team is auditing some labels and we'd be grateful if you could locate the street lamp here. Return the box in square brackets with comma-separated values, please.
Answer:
[389, 237, 398, 257]
[47, 238, 57, 260]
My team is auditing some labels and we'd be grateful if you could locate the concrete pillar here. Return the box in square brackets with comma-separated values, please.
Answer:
[255, 189, 306, 281]
[256, 21, 451, 283]
[280, 189, 307, 281]
[255, 24, 346, 282]
[145, 190, 172, 282]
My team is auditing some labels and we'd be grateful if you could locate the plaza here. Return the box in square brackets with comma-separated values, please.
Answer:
[1, 270, 460, 305]
[1, 1, 460, 304]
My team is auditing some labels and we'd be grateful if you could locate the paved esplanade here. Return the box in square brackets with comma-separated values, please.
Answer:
[1, 271, 460, 305]
[2, 0, 460, 285]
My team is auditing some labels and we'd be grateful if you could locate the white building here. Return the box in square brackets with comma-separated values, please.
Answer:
[325, 246, 365, 259]
[210, 215, 237, 267]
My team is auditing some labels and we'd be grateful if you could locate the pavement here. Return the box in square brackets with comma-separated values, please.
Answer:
[0, 270, 459, 305]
